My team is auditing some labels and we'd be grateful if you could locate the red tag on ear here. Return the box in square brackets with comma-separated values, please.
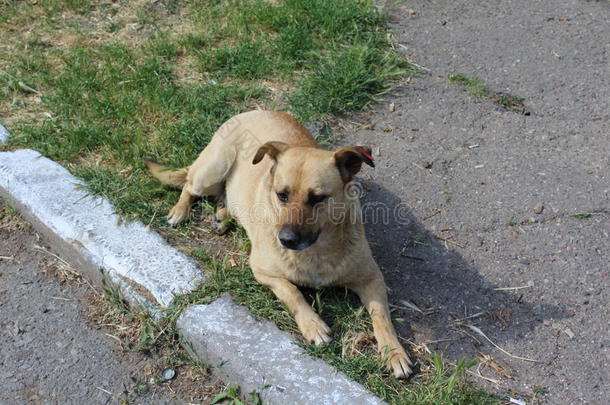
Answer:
[355, 146, 375, 162]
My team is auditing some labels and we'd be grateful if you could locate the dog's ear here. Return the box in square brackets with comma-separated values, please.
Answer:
[252, 141, 290, 165]
[334, 146, 375, 182]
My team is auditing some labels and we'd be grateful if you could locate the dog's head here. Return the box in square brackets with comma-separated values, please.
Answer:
[253, 142, 374, 251]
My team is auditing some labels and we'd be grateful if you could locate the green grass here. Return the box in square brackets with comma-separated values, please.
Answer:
[1, 0, 412, 223]
[447, 73, 527, 114]
[0, 1, 496, 403]
[212, 385, 263, 405]
[572, 212, 592, 219]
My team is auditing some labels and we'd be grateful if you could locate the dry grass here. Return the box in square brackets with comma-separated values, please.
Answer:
[85, 284, 225, 403]
[33, 234, 226, 402]
[0, 202, 30, 231]
[34, 244, 89, 286]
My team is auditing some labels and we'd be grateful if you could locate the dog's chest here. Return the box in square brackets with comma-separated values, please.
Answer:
[281, 254, 347, 288]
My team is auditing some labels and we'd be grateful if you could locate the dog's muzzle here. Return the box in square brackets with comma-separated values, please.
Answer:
[278, 227, 320, 251]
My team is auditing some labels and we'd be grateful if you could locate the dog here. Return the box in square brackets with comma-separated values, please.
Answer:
[146, 110, 412, 378]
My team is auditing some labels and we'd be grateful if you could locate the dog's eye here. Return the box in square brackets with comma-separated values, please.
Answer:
[276, 191, 289, 203]
[307, 194, 328, 207]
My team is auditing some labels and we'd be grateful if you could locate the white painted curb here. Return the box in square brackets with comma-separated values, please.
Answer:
[179, 294, 385, 405]
[0, 149, 204, 308]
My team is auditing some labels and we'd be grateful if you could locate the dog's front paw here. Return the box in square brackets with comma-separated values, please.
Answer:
[296, 313, 332, 345]
[384, 346, 413, 379]
[166, 206, 189, 226]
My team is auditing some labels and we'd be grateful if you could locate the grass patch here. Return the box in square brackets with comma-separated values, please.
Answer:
[572, 212, 592, 219]
[1, 0, 412, 222]
[447, 73, 528, 114]
[1, 1, 494, 403]
[212, 385, 263, 405]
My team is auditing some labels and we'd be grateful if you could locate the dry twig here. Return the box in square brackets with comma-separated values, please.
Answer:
[434, 234, 467, 248]
[464, 324, 538, 362]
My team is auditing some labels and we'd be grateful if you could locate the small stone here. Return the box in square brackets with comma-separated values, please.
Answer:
[161, 368, 175, 381]
[404, 8, 416, 15]
[518, 258, 530, 265]
[534, 203, 544, 215]
[416, 161, 433, 169]
[0, 123, 9, 144]
[533, 303, 543, 314]
[509, 398, 526, 405]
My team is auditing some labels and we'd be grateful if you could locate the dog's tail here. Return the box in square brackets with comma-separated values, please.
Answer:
[145, 160, 188, 188]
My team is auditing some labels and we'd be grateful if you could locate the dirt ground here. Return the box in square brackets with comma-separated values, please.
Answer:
[335, 0, 608, 403]
[0, 201, 223, 405]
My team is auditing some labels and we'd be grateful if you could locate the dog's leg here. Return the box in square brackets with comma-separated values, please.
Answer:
[212, 194, 231, 235]
[350, 272, 413, 378]
[253, 272, 331, 345]
[166, 141, 236, 226]
[167, 186, 195, 226]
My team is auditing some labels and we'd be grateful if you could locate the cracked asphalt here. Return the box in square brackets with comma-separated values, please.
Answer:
[337, 0, 609, 403]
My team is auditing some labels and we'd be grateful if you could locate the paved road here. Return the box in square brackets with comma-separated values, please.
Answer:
[340, 0, 609, 403]
[0, 202, 221, 404]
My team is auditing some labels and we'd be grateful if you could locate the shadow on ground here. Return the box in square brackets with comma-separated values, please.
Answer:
[360, 181, 565, 364]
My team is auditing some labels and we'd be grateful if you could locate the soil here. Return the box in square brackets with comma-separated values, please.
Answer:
[0, 201, 223, 405]
[334, 0, 609, 403]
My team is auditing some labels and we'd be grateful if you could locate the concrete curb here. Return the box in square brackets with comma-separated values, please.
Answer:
[178, 294, 384, 405]
[0, 149, 385, 404]
[0, 149, 203, 308]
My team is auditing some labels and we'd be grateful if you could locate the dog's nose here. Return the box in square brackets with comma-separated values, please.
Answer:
[279, 227, 301, 250]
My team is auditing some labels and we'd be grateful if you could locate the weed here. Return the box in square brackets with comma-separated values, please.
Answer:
[572, 212, 591, 219]
[448, 73, 527, 114]
[0, 200, 30, 231]
[212, 385, 262, 405]
[448, 73, 491, 98]
[290, 45, 411, 121]
[533, 385, 549, 395]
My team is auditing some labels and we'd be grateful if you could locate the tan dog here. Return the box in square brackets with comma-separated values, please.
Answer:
[147, 110, 412, 378]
